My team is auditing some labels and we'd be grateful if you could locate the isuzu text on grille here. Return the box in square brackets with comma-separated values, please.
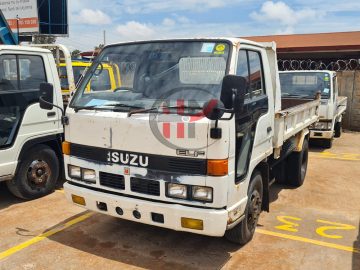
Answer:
[107, 151, 149, 167]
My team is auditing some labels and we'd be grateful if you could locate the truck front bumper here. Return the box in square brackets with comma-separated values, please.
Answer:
[310, 130, 333, 139]
[64, 182, 230, 237]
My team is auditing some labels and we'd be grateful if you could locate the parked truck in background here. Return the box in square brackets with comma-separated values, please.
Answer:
[40, 38, 320, 244]
[279, 71, 347, 148]
[59, 60, 122, 96]
[0, 44, 73, 199]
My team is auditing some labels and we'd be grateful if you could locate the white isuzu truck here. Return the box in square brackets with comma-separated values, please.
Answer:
[279, 70, 347, 148]
[40, 38, 320, 244]
[0, 45, 73, 199]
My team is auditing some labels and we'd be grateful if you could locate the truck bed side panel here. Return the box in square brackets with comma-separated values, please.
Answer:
[274, 99, 320, 148]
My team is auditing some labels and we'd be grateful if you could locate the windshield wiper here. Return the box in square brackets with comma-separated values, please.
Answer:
[102, 103, 144, 110]
[73, 103, 144, 113]
[128, 105, 202, 117]
[73, 105, 99, 112]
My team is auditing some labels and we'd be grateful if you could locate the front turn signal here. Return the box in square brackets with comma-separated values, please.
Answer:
[207, 159, 228, 176]
[62, 141, 71, 155]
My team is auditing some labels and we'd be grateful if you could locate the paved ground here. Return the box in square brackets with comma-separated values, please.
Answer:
[0, 132, 359, 270]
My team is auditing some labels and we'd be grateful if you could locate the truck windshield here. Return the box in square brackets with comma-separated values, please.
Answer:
[279, 72, 331, 99]
[70, 41, 230, 111]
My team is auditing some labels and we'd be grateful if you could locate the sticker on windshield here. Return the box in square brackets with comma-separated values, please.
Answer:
[324, 88, 330, 94]
[214, 44, 226, 55]
[324, 76, 330, 81]
[86, 99, 108, 106]
[201, 43, 215, 53]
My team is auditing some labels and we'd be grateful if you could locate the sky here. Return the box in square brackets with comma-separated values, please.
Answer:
[58, 0, 360, 52]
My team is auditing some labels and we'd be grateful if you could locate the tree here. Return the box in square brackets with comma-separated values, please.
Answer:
[71, 49, 81, 59]
[32, 35, 57, 44]
[94, 44, 104, 51]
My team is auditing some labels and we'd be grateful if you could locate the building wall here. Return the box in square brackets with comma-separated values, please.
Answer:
[338, 71, 360, 131]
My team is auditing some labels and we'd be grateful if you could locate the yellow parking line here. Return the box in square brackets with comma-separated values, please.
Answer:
[0, 212, 93, 260]
[310, 155, 360, 161]
[256, 228, 360, 253]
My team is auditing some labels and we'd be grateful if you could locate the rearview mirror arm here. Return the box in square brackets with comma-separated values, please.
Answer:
[39, 96, 69, 125]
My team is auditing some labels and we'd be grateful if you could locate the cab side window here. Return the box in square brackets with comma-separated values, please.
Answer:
[0, 54, 46, 148]
[236, 50, 250, 98]
[248, 51, 264, 97]
[236, 49, 265, 99]
[19, 55, 47, 90]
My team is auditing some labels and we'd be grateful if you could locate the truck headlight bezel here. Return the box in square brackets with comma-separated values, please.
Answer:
[166, 183, 188, 200]
[192, 186, 213, 202]
[68, 165, 81, 179]
[81, 168, 96, 183]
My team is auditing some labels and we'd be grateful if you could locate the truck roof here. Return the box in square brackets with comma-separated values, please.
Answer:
[0, 45, 51, 53]
[105, 37, 268, 49]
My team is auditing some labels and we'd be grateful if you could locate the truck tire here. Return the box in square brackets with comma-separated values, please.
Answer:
[322, 138, 333, 149]
[6, 144, 59, 200]
[334, 122, 342, 138]
[285, 139, 308, 187]
[225, 171, 263, 245]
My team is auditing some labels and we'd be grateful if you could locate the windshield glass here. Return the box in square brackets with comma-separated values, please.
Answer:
[279, 72, 331, 99]
[60, 66, 86, 90]
[70, 41, 231, 110]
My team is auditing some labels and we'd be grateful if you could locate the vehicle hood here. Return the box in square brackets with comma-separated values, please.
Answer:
[65, 108, 229, 160]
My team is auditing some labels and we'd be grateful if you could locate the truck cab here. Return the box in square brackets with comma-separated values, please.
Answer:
[279, 71, 347, 148]
[50, 38, 319, 244]
[0, 45, 65, 199]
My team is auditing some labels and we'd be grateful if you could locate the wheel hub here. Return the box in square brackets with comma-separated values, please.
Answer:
[247, 192, 262, 232]
[27, 160, 51, 188]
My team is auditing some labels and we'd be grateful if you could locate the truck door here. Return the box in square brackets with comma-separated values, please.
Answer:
[234, 49, 272, 182]
[0, 54, 53, 174]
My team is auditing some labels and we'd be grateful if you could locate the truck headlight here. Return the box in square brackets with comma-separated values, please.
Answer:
[82, 168, 96, 183]
[167, 183, 188, 199]
[192, 186, 213, 202]
[68, 165, 81, 179]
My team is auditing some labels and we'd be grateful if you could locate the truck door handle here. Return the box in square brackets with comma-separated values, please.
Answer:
[267, 127, 272, 133]
[47, 112, 56, 117]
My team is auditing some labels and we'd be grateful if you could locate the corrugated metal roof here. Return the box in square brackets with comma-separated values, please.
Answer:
[243, 31, 360, 53]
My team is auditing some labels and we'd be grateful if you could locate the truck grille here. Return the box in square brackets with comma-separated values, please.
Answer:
[130, 177, 160, 196]
[99, 172, 125, 190]
[168, 158, 205, 174]
[70, 144, 207, 175]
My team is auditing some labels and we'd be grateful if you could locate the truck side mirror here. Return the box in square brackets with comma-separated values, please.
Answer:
[39, 83, 54, 110]
[220, 75, 247, 111]
[202, 75, 247, 121]
[202, 99, 225, 120]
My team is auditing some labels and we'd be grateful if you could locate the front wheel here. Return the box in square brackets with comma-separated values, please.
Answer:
[322, 138, 333, 149]
[225, 172, 263, 245]
[6, 144, 59, 200]
[334, 122, 342, 138]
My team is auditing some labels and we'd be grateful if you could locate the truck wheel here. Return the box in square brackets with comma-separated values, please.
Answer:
[225, 172, 263, 245]
[334, 122, 342, 138]
[322, 138, 333, 149]
[286, 139, 309, 187]
[6, 144, 59, 200]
